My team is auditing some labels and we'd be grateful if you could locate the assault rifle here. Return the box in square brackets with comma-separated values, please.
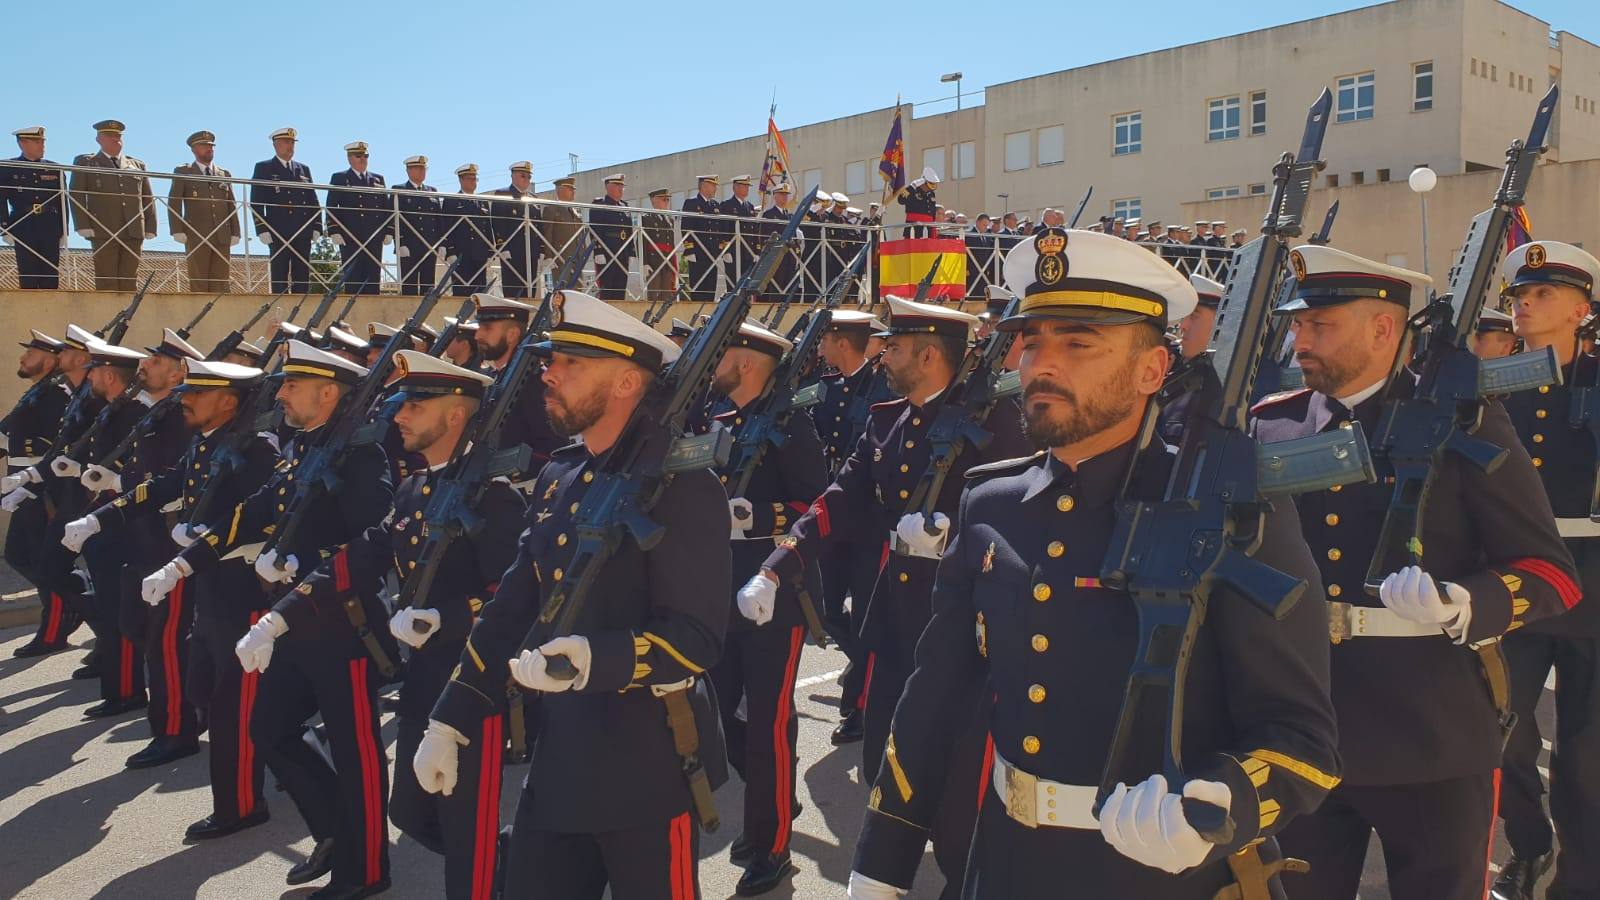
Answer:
[1363, 85, 1561, 592]
[100, 274, 153, 344]
[1068, 186, 1093, 228]
[1252, 200, 1340, 400]
[428, 276, 499, 358]
[209, 295, 279, 361]
[1093, 90, 1374, 862]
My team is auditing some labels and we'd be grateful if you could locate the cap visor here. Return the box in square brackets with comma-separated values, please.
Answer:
[996, 307, 1150, 330]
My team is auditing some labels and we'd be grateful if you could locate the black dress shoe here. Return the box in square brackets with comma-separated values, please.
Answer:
[185, 808, 270, 842]
[12, 640, 66, 659]
[729, 833, 755, 865]
[308, 878, 390, 900]
[126, 737, 200, 769]
[831, 709, 864, 745]
[736, 852, 794, 896]
[83, 696, 147, 719]
[71, 662, 102, 680]
[1491, 851, 1553, 900]
[286, 838, 337, 886]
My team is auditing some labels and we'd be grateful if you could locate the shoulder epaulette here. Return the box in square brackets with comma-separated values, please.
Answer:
[1250, 388, 1311, 414]
[73, 154, 92, 164]
[964, 451, 1046, 480]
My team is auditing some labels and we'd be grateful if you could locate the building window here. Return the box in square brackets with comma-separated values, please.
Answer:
[1413, 62, 1433, 111]
[802, 168, 821, 193]
[1326, 173, 1340, 188]
[1471, 58, 1478, 76]
[1208, 96, 1242, 141]
[1491, 64, 1497, 82]
[1351, 171, 1365, 185]
[1004, 131, 1030, 172]
[1336, 72, 1375, 123]
[954, 141, 976, 180]
[1206, 186, 1243, 200]
[1113, 112, 1142, 156]
[844, 161, 867, 196]
[1248, 183, 1267, 196]
[1112, 197, 1141, 222]
[1377, 168, 1391, 182]
[922, 147, 945, 182]
[1038, 125, 1065, 166]
[1250, 91, 1267, 136]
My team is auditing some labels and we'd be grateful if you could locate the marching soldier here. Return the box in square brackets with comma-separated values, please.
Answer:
[641, 187, 678, 306]
[5, 331, 76, 657]
[488, 161, 543, 300]
[143, 340, 395, 898]
[1157, 273, 1224, 444]
[719, 174, 758, 283]
[397, 156, 443, 296]
[70, 120, 156, 292]
[1253, 245, 1579, 899]
[542, 175, 583, 278]
[327, 142, 389, 295]
[711, 321, 829, 895]
[760, 183, 795, 300]
[666, 318, 694, 347]
[250, 128, 321, 294]
[440, 316, 480, 369]
[589, 174, 634, 301]
[682, 174, 725, 302]
[416, 292, 730, 899]
[849, 228, 1339, 900]
[285, 351, 523, 900]
[1492, 240, 1600, 900]
[78, 359, 280, 841]
[444, 164, 493, 295]
[1472, 307, 1517, 360]
[896, 167, 938, 238]
[1, 126, 67, 289]
[473, 294, 561, 476]
[168, 130, 241, 294]
[322, 326, 371, 367]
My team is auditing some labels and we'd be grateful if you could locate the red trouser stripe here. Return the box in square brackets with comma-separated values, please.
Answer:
[472, 714, 505, 900]
[772, 626, 805, 854]
[333, 549, 351, 594]
[120, 637, 135, 698]
[238, 610, 263, 817]
[348, 657, 382, 885]
[162, 581, 184, 735]
[858, 652, 876, 712]
[669, 811, 693, 900]
[977, 732, 996, 810]
[43, 593, 62, 644]
[1485, 768, 1502, 899]
[813, 499, 831, 539]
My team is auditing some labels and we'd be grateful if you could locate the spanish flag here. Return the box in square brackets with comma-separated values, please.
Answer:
[878, 237, 967, 301]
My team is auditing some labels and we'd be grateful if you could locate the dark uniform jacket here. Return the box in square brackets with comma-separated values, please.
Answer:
[3, 376, 71, 468]
[442, 193, 493, 262]
[1, 156, 66, 242]
[1252, 378, 1578, 784]
[897, 184, 937, 221]
[811, 358, 897, 473]
[717, 194, 756, 255]
[587, 195, 633, 266]
[681, 194, 724, 262]
[249, 158, 320, 241]
[1503, 350, 1600, 635]
[759, 205, 796, 292]
[290, 463, 525, 719]
[487, 186, 542, 265]
[107, 395, 192, 564]
[396, 181, 443, 250]
[326, 169, 389, 244]
[432, 441, 731, 834]
[854, 440, 1340, 897]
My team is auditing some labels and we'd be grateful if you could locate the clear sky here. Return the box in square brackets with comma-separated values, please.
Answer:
[6, 0, 1591, 192]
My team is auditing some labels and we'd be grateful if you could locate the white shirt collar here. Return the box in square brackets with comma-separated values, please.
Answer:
[1335, 378, 1386, 410]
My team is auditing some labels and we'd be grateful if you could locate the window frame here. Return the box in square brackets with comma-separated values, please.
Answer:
[1336, 71, 1376, 123]
[1113, 111, 1142, 156]
[1249, 91, 1267, 136]
[1207, 95, 1242, 142]
[922, 147, 946, 182]
[1037, 125, 1065, 167]
[1112, 197, 1142, 222]
[1413, 61, 1434, 111]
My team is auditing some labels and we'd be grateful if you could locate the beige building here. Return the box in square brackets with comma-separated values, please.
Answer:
[566, 0, 1599, 232]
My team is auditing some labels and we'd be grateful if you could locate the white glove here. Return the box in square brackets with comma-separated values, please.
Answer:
[390, 607, 442, 650]
[729, 498, 754, 539]
[382, 234, 393, 246]
[50, 456, 82, 478]
[737, 572, 777, 626]
[1, 487, 36, 512]
[847, 872, 907, 899]
[171, 522, 208, 548]
[254, 549, 299, 584]
[330, 234, 345, 247]
[894, 512, 951, 559]
[77, 228, 95, 239]
[61, 515, 101, 552]
[0, 473, 24, 495]
[310, 230, 321, 241]
[80, 464, 121, 493]
[230, 234, 241, 246]
[172, 232, 188, 244]
[258, 231, 274, 245]
[235, 611, 287, 673]
[396, 245, 410, 258]
[1379, 565, 1471, 640]
[144, 231, 157, 240]
[141, 557, 193, 606]
[508, 635, 592, 692]
[1098, 773, 1231, 875]
[0, 229, 11, 245]
[413, 720, 467, 796]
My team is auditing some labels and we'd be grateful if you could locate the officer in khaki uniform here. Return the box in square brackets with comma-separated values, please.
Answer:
[168, 130, 241, 294]
[70, 120, 156, 291]
[641, 187, 678, 305]
[541, 176, 583, 277]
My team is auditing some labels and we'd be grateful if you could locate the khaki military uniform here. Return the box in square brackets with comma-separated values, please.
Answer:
[540, 201, 583, 280]
[168, 163, 241, 293]
[641, 210, 678, 304]
[69, 151, 156, 291]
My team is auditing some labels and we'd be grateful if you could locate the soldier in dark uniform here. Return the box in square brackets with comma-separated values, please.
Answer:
[706, 321, 829, 895]
[417, 292, 730, 899]
[760, 183, 795, 301]
[472, 294, 562, 481]
[321, 326, 371, 367]
[667, 318, 694, 347]
[397, 155, 443, 296]
[141, 339, 395, 898]
[84, 359, 280, 841]
[326, 142, 389, 295]
[251, 127, 321, 294]
[290, 351, 523, 900]
[896, 168, 939, 238]
[1252, 245, 1579, 900]
[1471, 307, 1517, 360]
[719, 175, 759, 283]
[4, 331, 75, 656]
[488, 161, 543, 300]
[444, 164, 493, 295]
[1, 126, 67, 289]
[1492, 240, 1600, 900]
[682, 174, 726, 302]
[440, 316, 481, 369]
[848, 227, 1339, 900]
[1156, 274, 1225, 445]
[589, 174, 634, 301]
[642, 187, 679, 306]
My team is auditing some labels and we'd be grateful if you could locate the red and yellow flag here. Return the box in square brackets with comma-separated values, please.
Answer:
[878, 237, 967, 301]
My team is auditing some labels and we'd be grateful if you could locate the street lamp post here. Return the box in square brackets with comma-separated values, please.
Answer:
[1408, 165, 1437, 276]
[997, 192, 1010, 215]
[940, 72, 964, 214]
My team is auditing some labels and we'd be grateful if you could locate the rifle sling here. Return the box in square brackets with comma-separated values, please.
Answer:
[1474, 639, 1517, 743]
[340, 593, 397, 680]
[661, 686, 720, 831]
[506, 688, 529, 762]
[1217, 846, 1310, 900]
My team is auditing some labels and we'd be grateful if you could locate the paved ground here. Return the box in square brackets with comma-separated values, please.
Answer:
[0, 613, 1557, 900]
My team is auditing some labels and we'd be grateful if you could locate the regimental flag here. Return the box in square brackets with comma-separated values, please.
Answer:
[1507, 206, 1534, 254]
[759, 116, 791, 202]
[878, 237, 967, 301]
[878, 102, 906, 202]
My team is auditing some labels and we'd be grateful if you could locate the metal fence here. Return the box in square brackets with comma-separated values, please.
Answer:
[0, 159, 1232, 300]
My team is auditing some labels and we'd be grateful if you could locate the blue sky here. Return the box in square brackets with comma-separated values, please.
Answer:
[6, 0, 1591, 192]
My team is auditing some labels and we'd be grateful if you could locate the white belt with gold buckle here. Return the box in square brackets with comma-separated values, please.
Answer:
[650, 676, 694, 698]
[993, 753, 1098, 830]
[1328, 600, 1442, 644]
[1557, 517, 1600, 539]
